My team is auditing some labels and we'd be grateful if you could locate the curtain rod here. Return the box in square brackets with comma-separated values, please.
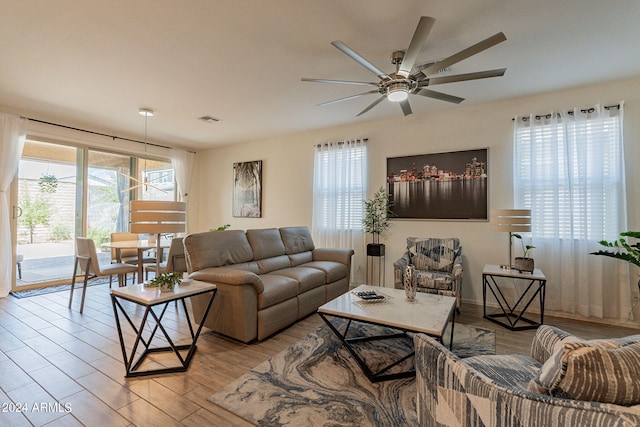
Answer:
[315, 138, 368, 148]
[511, 103, 621, 121]
[22, 116, 196, 153]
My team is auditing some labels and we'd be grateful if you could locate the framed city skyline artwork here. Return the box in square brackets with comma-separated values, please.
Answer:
[233, 160, 262, 218]
[386, 148, 488, 220]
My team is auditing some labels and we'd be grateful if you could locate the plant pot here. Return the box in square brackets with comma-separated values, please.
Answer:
[514, 257, 534, 273]
[367, 243, 385, 257]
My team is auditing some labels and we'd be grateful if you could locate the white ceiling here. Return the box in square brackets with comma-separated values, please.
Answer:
[1, 0, 638, 151]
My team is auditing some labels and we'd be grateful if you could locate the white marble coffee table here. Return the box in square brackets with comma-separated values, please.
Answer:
[318, 284, 456, 382]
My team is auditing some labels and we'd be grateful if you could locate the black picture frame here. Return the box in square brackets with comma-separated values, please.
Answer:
[386, 148, 488, 220]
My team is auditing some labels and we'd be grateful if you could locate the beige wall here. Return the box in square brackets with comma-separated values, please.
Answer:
[190, 76, 640, 319]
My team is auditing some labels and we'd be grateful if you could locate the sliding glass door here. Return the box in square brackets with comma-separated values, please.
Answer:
[87, 151, 132, 244]
[15, 141, 78, 287]
[12, 139, 175, 291]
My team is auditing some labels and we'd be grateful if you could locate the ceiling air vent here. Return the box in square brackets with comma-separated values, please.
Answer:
[198, 115, 220, 123]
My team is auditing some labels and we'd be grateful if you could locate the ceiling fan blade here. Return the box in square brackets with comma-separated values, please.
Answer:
[416, 88, 465, 104]
[356, 95, 386, 117]
[420, 68, 507, 86]
[331, 41, 391, 80]
[400, 99, 413, 116]
[398, 16, 436, 78]
[301, 78, 378, 87]
[419, 32, 507, 77]
[317, 90, 379, 106]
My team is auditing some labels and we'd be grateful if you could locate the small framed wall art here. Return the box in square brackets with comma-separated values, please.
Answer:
[233, 160, 262, 218]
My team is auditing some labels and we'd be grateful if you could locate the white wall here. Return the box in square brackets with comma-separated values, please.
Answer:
[190, 76, 640, 321]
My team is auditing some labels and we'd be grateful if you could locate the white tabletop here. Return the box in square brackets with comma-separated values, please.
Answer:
[483, 264, 546, 280]
[318, 285, 456, 337]
[110, 280, 216, 305]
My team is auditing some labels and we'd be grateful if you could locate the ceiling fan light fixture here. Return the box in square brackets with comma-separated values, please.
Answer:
[386, 82, 409, 102]
[138, 108, 154, 117]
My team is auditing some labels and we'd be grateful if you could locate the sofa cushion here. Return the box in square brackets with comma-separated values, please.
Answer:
[288, 251, 313, 266]
[280, 226, 315, 254]
[301, 261, 347, 283]
[529, 339, 640, 405]
[464, 354, 541, 392]
[256, 255, 291, 274]
[258, 274, 299, 309]
[184, 230, 253, 271]
[415, 270, 453, 291]
[274, 267, 326, 293]
[247, 228, 286, 260]
[408, 237, 460, 273]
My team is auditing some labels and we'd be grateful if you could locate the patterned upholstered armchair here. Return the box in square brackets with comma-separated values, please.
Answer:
[393, 237, 463, 309]
[414, 325, 640, 427]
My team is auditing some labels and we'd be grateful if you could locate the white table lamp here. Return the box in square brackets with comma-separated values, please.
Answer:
[490, 209, 531, 269]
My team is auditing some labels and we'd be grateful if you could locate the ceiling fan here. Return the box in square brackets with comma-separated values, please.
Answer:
[302, 16, 507, 117]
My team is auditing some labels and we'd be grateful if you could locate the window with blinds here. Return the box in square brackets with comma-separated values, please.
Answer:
[313, 142, 366, 230]
[514, 109, 624, 240]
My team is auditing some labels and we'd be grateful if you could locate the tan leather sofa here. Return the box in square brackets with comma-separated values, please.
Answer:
[185, 226, 354, 342]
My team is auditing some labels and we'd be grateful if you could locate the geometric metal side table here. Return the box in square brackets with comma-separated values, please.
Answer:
[110, 280, 217, 377]
[482, 264, 546, 331]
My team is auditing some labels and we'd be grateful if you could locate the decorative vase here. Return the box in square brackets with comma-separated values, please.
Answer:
[404, 264, 417, 301]
[514, 257, 535, 273]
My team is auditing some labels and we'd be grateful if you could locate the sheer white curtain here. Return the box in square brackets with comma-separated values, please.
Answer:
[0, 113, 28, 298]
[514, 103, 629, 319]
[312, 139, 367, 284]
[170, 148, 195, 201]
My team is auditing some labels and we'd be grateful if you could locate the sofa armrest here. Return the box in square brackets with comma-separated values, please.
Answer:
[189, 267, 264, 294]
[414, 333, 640, 427]
[312, 248, 354, 266]
[392, 253, 411, 289]
[530, 325, 574, 363]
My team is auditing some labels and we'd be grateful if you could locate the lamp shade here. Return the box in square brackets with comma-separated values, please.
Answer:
[490, 209, 531, 233]
[130, 200, 186, 234]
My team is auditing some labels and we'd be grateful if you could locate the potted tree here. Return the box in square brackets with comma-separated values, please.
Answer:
[591, 231, 640, 290]
[362, 186, 393, 257]
[512, 233, 536, 272]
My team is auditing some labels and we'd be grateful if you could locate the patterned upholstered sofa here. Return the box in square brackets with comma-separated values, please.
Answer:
[414, 325, 640, 426]
[393, 237, 463, 308]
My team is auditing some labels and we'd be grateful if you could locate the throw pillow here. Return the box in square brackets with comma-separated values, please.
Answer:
[528, 340, 640, 405]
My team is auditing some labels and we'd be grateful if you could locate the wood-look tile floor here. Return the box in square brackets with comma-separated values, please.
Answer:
[1, 283, 638, 426]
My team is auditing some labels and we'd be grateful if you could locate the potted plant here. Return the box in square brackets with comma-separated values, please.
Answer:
[210, 224, 231, 232]
[591, 231, 640, 290]
[362, 186, 393, 256]
[512, 233, 536, 272]
[147, 271, 182, 292]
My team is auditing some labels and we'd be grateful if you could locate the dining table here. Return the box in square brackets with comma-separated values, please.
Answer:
[101, 239, 171, 283]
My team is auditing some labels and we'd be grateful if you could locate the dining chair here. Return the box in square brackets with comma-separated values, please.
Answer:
[69, 237, 137, 313]
[110, 232, 156, 273]
[143, 237, 186, 279]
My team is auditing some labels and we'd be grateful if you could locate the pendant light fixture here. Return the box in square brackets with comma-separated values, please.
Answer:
[121, 108, 168, 194]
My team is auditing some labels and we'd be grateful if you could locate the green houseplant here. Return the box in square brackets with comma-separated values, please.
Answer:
[591, 231, 640, 290]
[511, 233, 536, 272]
[362, 186, 393, 256]
[591, 231, 640, 268]
[147, 271, 182, 292]
[210, 224, 231, 232]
